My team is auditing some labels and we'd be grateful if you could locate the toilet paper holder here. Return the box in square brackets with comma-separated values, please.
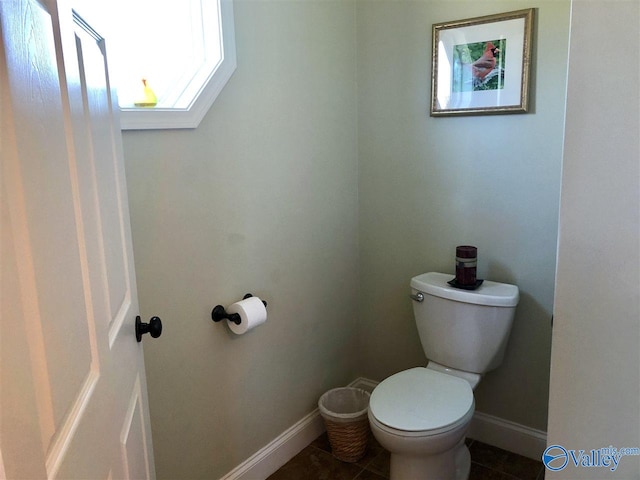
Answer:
[211, 293, 268, 325]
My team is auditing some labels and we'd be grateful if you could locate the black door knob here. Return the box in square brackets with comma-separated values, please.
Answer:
[135, 316, 162, 342]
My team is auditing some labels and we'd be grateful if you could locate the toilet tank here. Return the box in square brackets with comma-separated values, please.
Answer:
[411, 272, 519, 374]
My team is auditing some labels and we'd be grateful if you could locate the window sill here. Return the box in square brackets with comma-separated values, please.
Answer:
[118, 0, 237, 131]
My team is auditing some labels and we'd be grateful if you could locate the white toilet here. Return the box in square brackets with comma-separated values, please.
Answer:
[368, 272, 519, 480]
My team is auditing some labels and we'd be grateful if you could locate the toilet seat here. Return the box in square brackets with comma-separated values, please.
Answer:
[369, 367, 474, 437]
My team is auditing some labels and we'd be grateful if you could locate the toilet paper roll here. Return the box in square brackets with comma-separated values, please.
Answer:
[226, 296, 267, 335]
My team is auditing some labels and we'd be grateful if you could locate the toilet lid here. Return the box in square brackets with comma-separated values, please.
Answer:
[369, 367, 474, 433]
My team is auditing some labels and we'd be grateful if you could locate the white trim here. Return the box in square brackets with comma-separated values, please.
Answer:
[350, 377, 379, 393]
[467, 411, 547, 461]
[218, 409, 325, 480]
[46, 370, 100, 478]
[119, 0, 237, 130]
[218, 377, 547, 480]
[218, 378, 367, 480]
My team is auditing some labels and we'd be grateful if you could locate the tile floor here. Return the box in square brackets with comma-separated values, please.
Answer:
[268, 433, 545, 480]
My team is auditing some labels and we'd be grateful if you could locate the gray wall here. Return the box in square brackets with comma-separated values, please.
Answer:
[548, 1, 640, 477]
[122, 2, 358, 478]
[123, 1, 573, 477]
[357, 0, 570, 432]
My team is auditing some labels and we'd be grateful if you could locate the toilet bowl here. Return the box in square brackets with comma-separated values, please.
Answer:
[368, 272, 519, 480]
[368, 366, 475, 479]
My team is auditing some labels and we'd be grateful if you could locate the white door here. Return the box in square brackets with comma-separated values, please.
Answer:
[1, 0, 157, 478]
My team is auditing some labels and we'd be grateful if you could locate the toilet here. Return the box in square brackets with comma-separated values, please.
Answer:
[368, 272, 519, 480]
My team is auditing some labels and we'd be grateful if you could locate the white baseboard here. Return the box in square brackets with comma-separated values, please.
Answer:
[218, 409, 325, 480]
[467, 411, 547, 461]
[350, 377, 379, 393]
[218, 377, 546, 479]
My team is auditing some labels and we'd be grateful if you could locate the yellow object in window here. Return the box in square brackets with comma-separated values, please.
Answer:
[134, 78, 158, 107]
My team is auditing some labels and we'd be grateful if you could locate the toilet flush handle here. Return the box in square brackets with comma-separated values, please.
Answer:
[409, 292, 424, 302]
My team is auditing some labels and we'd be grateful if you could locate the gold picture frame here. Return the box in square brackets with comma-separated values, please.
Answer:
[430, 9, 534, 116]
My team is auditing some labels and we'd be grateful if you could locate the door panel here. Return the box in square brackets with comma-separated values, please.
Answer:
[72, 13, 133, 346]
[1, 1, 155, 478]
[1, 0, 94, 450]
[121, 376, 152, 480]
[1, 182, 49, 479]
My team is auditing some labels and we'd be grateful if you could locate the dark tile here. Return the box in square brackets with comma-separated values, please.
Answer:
[363, 447, 390, 478]
[361, 432, 389, 476]
[369, 434, 384, 451]
[354, 469, 388, 480]
[310, 432, 332, 453]
[267, 445, 362, 480]
[273, 433, 545, 480]
[469, 462, 519, 480]
[501, 456, 543, 480]
[470, 441, 543, 480]
[355, 434, 385, 468]
[470, 441, 510, 467]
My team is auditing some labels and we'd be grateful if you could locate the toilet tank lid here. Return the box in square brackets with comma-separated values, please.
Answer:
[411, 272, 519, 307]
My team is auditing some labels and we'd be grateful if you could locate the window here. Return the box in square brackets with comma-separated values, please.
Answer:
[84, 0, 236, 130]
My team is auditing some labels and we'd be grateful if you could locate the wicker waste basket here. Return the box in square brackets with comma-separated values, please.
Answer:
[318, 387, 371, 462]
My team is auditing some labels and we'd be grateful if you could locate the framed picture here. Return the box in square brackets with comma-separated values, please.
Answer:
[430, 9, 534, 116]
